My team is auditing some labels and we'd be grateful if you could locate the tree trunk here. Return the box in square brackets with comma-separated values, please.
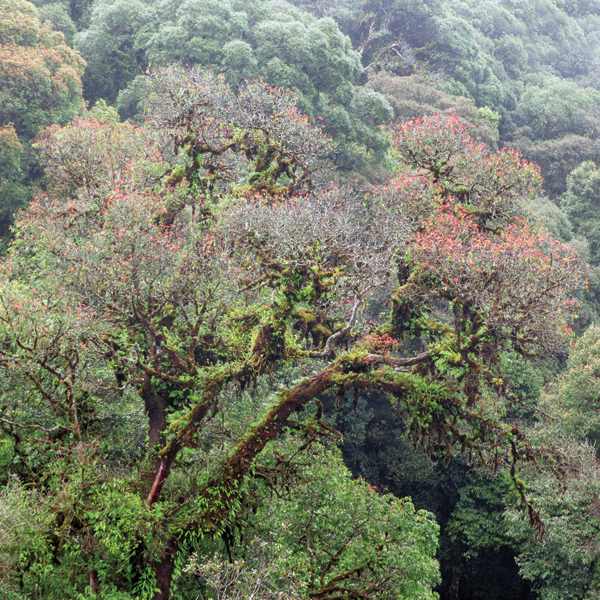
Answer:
[151, 539, 178, 600]
[449, 538, 463, 600]
[90, 568, 99, 594]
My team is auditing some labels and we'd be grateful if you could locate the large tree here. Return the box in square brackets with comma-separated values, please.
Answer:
[0, 67, 581, 599]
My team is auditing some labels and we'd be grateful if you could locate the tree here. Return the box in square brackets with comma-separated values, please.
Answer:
[507, 77, 600, 198]
[35, 2, 78, 46]
[0, 0, 85, 141]
[512, 77, 600, 143]
[561, 160, 600, 264]
[366, 73, 501, 148]
[142, 0, 363, 112]
[74, 0, 154, 104]
[0, 69, 581, 599]
[0, 0, 85, 239]
[186, 447, 441, 600]
[505, 437, 600, 600]
[0, 124, 28, 241]
[35, 115, 167, 200]
[77, 0, 394, 168]
[538, 324, 600, 452]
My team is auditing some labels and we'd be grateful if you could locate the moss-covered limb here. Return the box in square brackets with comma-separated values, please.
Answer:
[136, 362, 191, 387]
[346, 368, 558, 537]
[237, 274, 270, 293]
[292, 307, 335, 349]
[172, 123, 304, 198]
[146, 443, 180, 506]
[147, 302, 306, 502]
[148, 294, 298, 461]
[144, 366, 237, 506]
[185, 350, 445, 531]
[190, 361, 346, 529]
[363, 351, 431, 368]
[391, 286, 421, 338]
[417, 316, 455, 339]
[314, 293, 368, 358]
[392, 268, 478, 345]
[129, 301, 200, 376]
[231, 259, 344, 361]
[310, 582, 369, 600]
[244, 241, 341, 297]
[288, 294, 367, 361]
[246, 314, 289, 373]
[346, 367, 535, 462]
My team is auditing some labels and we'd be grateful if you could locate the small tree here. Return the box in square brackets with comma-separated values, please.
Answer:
[0, 0, 86, 141]
[561, 160, 600, 264]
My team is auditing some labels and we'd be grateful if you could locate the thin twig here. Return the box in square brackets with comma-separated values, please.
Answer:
[0, 417, 72, 433]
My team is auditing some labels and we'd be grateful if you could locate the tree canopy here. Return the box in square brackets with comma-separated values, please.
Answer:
[0, 0, 85, 240]
[4, 0, 600, 597]
[0, 66, 583, 599]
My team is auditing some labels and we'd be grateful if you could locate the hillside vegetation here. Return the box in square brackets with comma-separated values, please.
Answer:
[1, 1, 600, 599]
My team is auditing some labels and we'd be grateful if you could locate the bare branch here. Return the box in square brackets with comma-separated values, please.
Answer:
[362, 351, 431, 368]
[0, 417, 71, 433]
[310, 289, 371, 359]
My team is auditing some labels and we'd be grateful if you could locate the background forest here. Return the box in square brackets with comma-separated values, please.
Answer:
[2, 0, 600, 599]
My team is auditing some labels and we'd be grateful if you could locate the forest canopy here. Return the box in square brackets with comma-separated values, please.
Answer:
[0, 63, 585, 599]
[2, 0, 600, 599]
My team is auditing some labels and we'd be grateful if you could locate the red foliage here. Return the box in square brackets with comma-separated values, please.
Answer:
[376, 113, 582, 357]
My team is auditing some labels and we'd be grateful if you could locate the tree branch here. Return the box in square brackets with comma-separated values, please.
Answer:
[363, 351, 431, 368]
[0, 417, 72, 433]
[310, 290, 370, 359]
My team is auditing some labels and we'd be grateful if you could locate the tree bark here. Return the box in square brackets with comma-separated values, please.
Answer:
[151, 539, 178, 600]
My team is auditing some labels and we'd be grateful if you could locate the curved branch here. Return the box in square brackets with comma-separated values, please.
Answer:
[310, 289, 370, 359]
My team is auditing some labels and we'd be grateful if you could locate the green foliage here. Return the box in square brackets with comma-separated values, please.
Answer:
[247, 447, 441, 600]
[0, 478, 54, 599]
[447, 472, 515, 562]
[5, 1, 600, 598]
[517, 134, 597, 199]
[327, 0, 600, 199]
[0, 0, 85, 240]
[499, 352, 545, 406]
[0, 467, 157, 599]
[74, 0, 154, 104]
[326, 392, 534, 600]
[0, 125, 29, 246]
[539, 324, 600, 452]
[505, 440, 600, 600]
[75, 0, 396, 166]
[0, 0, 86, 140]
[89, 98, 121, 123]
[0, 76, 583, 599]
[36, 1, 77, 45]
[367, 73, 501, 147]
[513, 77, 600, 143]
[507, 78, 600, 197]
[562, 161, 600, 264]
[0, 436, 15, 483]
[528, 195, 574, 242]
